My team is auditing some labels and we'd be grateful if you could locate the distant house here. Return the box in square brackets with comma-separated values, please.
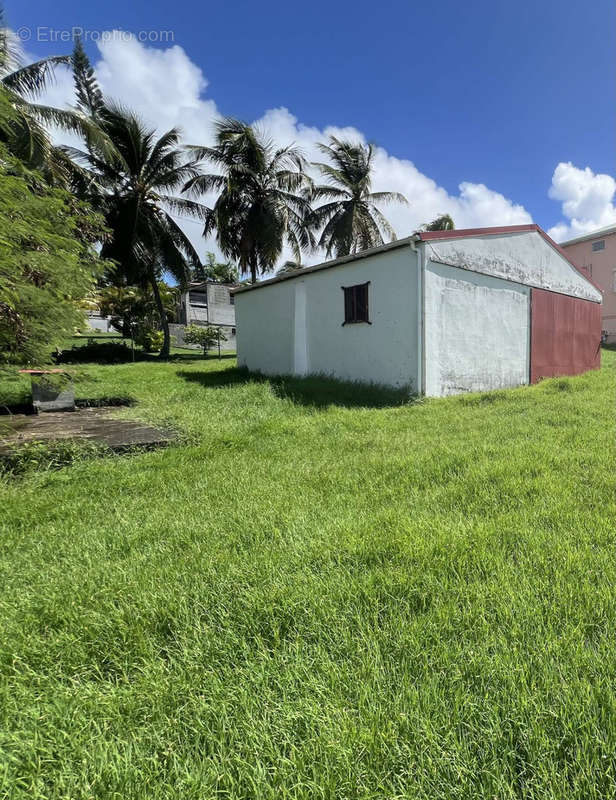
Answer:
[176, 281, 237, 350]
[233, 225, 602, 396]
[560, 224, 616, 342]
[85, 310, 112, 333]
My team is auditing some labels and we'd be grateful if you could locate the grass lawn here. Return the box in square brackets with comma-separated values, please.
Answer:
[0, 350, 615, 799]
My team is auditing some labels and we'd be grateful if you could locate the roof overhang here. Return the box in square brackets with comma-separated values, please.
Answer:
[232, 224, 601, 296]
[232, 237, 414, 294]
[560, 224, 616, 247]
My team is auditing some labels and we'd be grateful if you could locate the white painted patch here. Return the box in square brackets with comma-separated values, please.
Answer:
[293, 281, 308, 375]
[424, 261, 530, 396]
[425, 230, 601, 303]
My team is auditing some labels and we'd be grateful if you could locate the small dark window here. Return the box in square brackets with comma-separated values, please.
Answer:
[189, 291, 208, 307]
[231, 327, 236, 336]
[592, 240, 605, 252]
[342, 282, 370, 325]
[229, 294, 235, 305]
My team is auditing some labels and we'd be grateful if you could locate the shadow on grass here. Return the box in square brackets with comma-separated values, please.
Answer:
[177, 367, 415, 409]
[162, 352, 236, 362]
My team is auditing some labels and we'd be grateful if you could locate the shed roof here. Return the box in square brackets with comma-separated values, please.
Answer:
[233, 224, 598, 295]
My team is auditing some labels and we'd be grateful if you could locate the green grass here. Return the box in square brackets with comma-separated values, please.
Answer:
[0, 350, 615, 799]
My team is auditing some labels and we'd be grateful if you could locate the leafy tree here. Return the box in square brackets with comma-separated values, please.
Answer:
[310, 137, 408, 259]
[191, 252, 239, 284]
[422, 214, 455, 232]
[183, 324, 226, 356]
[183, 117, 314, 283]
[0, 140, 108, 363]
[97, 283, 177, 339]
[64, 42, 207, 357]
[0, 15, 104, 182]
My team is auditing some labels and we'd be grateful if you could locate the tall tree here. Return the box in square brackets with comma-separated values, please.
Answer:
[310, 137, 408, 259]
[191, 252, 239, 284]
[0, 101, 107, 364]
[422, 214, 455, 232]
[65, 44, 207, 357]
[0, 13, 103, 183]
[183, 118, 314, 283]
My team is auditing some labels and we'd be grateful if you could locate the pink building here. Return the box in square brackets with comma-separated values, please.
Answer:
[561, 224, 616, 342]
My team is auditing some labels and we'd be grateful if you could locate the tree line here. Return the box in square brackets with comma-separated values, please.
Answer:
[0, 15, 454, 360]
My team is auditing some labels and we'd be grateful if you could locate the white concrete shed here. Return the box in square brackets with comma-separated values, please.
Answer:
[233, 225, 602, 396]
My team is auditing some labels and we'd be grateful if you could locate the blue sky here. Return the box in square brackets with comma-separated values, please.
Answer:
[8, 0, 616, 246]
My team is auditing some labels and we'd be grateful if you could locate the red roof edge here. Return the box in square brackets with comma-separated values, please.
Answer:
[418, 223, 602, 294]
[418, 224, 538, 241]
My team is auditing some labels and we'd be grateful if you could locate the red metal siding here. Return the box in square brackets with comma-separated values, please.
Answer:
[530, 288, 601, 383]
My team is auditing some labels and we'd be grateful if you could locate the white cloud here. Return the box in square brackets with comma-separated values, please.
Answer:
[547, 162, 616, 242]
[40, 33, 535, 267]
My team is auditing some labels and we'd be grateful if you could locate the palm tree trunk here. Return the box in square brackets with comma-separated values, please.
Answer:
[150, 274, 170, 359]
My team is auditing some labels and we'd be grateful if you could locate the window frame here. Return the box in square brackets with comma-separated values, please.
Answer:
[188, 290, 208, 308]
[341, 281, 371, 326]
[592, 240, 605, 252]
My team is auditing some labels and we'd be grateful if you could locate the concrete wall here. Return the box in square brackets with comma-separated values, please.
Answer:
[207, 284, 236, 326]
[561, 231, 615, 339]
[179, 283, 236, 327]
[85, 314, 111, 333]
[235, 280, 295, 375]
[235, 246, 420, 389]
[425, 230, 602, 303]
[170, 323, 236, 352]
[424, 260, 530, 396]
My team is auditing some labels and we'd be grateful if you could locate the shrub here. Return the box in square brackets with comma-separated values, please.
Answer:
[136, 329, 164, 353]
[183, 324, 227, 356]
[54, 340, 139, 364]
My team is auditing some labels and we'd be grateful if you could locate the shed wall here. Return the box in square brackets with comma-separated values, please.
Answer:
[529, 288, 601, 382]
[235, 247, 419, 389]
[424, 261, 530, 396]
[235, 281, 294, 375]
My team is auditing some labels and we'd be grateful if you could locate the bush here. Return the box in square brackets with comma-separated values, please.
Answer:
[54, 339, 139, 364]
[136, 329, 164, 353]
[183, 324, 227, 356]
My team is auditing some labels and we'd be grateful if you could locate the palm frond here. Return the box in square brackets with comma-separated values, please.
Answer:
[367, 190, 409, 206]
[2, 55, 70, 98]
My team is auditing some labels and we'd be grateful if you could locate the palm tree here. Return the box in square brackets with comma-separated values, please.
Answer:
[310, 137, 408, 259]
[0, 15, 102, 182]
[422, 214, 455, 232]
[64, 45, 207, 357]
[183, 118, 314, 283]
